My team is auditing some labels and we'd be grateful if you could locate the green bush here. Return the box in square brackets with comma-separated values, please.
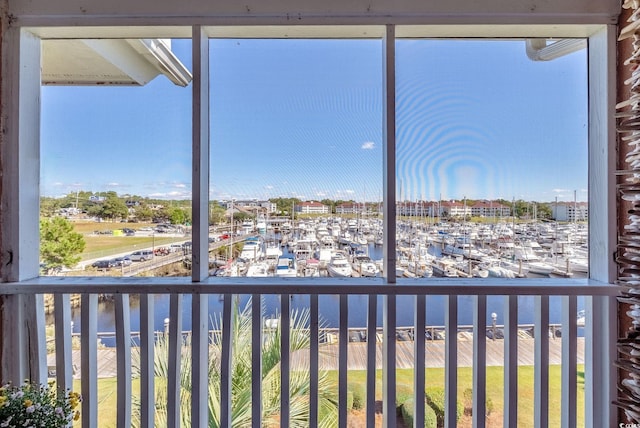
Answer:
[425, 386, 463, 426]
[400, 398, 438, 428]
[462, 388, 494, 417]
[396, 383, 415, 406]
[346, 390, 354, 411]
[348, 382, 366, 410]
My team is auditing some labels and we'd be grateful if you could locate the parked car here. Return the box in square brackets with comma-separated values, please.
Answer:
[113, 256, 132, 267]
[91, 259, 116, 269]
[130, 250, 154, 262]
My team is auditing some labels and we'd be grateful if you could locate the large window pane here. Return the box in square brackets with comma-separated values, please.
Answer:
[395, 39, 588, 281]
[40, 38, 193, 278]
[209, 38, 383, 279]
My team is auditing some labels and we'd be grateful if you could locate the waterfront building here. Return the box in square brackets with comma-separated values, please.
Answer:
[552, 201, 589, 221]
[439, 200, 471, 218]
[470, 200, 511, 217]
[221, 199, 277, 213]
[296, 201, 329, 214]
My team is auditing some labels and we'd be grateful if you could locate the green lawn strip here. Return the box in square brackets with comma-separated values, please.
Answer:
[334, 364, 584, 427]
[81, 236, 182, 261]
[72, 378, 140, 428]
[83, 365, 584, 427]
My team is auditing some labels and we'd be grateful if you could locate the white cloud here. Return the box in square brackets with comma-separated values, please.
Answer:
[361, 142, 375, 150]
[344, 189, 355, 194]
[106, 182, 120, 187]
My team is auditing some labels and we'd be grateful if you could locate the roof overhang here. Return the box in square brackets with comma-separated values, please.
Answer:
[41, 38, 192, 86]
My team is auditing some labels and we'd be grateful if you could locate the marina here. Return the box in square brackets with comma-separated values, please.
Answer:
[209, 215, 588, 281]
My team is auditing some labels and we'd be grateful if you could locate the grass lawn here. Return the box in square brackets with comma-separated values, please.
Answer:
[335, 365, 584, 427]
[84, 365, 583, 427]
[70, 221, 186, 261]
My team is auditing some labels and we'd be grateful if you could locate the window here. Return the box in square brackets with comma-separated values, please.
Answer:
[36, 31, 602, 283]
[395, 38, 588, 280]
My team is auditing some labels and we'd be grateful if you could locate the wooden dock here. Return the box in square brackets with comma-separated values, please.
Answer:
[292, 337, 584, 370]
[48, 337, 583, 378]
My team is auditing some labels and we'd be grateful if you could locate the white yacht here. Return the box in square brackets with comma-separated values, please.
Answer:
[239, 236, 263, 262]
[275, 256, 297, 278]
[431, 258, 459, 278]
[246, 261, 271, 277]
[351, 251, 379, 277]
[327, 252, 353, 277]
[264, 245, 282, 269]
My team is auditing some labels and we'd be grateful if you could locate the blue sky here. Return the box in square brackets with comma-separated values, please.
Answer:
[41, 38, 587, 203]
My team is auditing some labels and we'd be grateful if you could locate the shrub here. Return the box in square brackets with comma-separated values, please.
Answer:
[400, 398, 438, 428]
[425, 386, 463, 426]
[396, 383, 414, 406]
[348, 382, 366, 410]
[0, 381, 81, 428]
[462, 387, 494, 417]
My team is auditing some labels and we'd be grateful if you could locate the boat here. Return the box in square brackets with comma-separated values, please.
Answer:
[407, 261, 433, 278]
[256, 214, 267, 235]
[486, 264, 516, 278]
[239, 236, 264, 262]
[275, 256, 297, 278]
[431, 258, 459, 278]
[301, 258, 321, 277]
[351, 251, 379, 277]
[264, 245, 282, 269]
[327, 252, 353, 277]
[241, 219, 255, 235]
[442, 237, 487, 261]
[246, 261, 271, 277]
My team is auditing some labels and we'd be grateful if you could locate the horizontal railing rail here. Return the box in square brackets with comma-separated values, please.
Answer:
[0, 277, 619, 296]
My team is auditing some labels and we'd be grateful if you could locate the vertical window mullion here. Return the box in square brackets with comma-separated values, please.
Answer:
[383, 24, 397, 284]
[192, 25, 210, 282]
[382, 24, 398, 428]
[191, 25, 210, 428]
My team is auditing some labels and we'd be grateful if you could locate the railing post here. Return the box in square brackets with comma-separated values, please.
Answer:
[366, 294, 377, 428]
[445, 295, 458, 428]
[339, 294, 349, 427]
[81, 294, 98, 428]
[139, 295, 155, 428]
[310, 294, 319, 428]
[167, 294, 183, 428]
[414, 295, 426, 426]
[115, 294, 132, 428]
[473, 295, 487, 428]
[561, 296, 577, 428]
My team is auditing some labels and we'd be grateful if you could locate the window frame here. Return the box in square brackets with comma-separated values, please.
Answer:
[0, 24, 616, 285]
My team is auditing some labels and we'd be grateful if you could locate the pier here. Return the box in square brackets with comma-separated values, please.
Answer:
[47, 326, 582, 378]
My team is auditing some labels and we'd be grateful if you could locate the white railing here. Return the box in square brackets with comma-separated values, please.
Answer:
[0, 278, 617, 428]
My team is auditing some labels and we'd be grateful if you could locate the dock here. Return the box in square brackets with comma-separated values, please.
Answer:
[48, 337, 583, 379]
